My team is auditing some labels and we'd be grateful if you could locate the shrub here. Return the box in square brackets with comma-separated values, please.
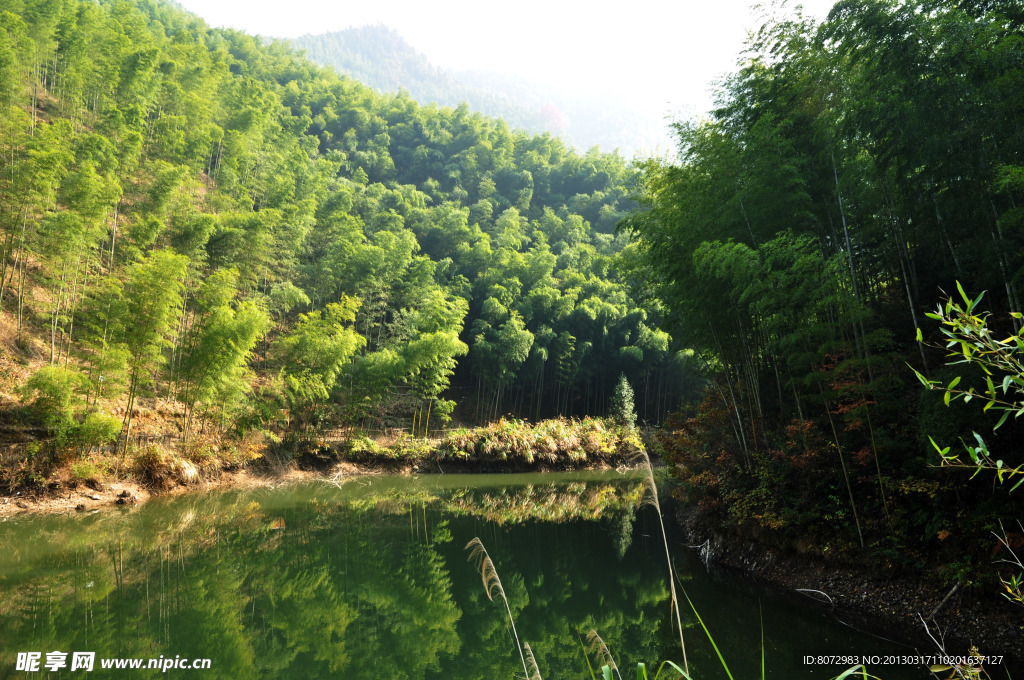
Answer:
[75, 412, 122, 451]
[70, 461, 101, 483]
[21, 366, 86, 435]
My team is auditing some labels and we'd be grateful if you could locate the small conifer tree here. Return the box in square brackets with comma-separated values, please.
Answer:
[610, 373, 636, 428]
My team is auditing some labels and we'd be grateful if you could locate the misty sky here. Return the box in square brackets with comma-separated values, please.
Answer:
[174, 0, 837, 151]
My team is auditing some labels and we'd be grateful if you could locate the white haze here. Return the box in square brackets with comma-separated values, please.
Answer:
[173, 0, 838, 155]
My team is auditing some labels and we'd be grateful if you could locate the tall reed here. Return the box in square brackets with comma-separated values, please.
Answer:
[523, 642, 543, 680]
[639, 448, 690, 674]
[465, 537, 530, 679]
[587, 629, 622, 680]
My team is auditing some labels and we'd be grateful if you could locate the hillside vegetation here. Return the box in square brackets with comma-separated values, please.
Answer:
[0, 0, 691, 488]
[624, 0, 1024, 571]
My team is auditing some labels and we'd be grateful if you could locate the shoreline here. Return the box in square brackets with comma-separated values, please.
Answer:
[0, 455, 640, 519]
[674, 504, 1024, 674]
[0, 416, 645, 517]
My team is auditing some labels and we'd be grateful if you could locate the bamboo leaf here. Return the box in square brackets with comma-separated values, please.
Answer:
[973, 432, 986, 450]
[652, 661, 691, 680]
[929, 437, 950, 456]
[833, 666, 878, 680]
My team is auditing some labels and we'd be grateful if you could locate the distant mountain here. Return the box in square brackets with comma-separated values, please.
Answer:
[290, 25, 664, 156]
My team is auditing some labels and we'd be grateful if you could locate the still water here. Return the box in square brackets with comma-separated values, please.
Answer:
[0, 472, 939, 678]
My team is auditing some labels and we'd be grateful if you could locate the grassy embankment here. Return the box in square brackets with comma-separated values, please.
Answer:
[322, 417, 643, 468]
[0, 408, 644, 499]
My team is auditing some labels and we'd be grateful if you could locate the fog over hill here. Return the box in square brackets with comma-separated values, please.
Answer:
[291, 25, 669, 157]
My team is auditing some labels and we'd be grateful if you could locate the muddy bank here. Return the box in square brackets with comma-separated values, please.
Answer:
[0, 465, 318, 518]
[674, 505, 1024, 674]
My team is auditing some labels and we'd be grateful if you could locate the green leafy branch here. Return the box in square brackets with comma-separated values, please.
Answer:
[910, 282, 1024, 490]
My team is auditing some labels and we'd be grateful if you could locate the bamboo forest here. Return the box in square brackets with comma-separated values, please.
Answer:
[0, 0, 1023, 677]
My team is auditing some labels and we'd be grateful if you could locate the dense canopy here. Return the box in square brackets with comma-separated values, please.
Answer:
[624, 0, 1024, 558]
[0, 0, 690, 446]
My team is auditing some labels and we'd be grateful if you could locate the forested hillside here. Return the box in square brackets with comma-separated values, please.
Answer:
[0, 0, 690, 472]
[290, 25, 665, 156]
[624, 0, 1024, 564]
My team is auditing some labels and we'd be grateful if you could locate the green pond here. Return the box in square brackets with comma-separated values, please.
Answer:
[0, 471, 948, 678]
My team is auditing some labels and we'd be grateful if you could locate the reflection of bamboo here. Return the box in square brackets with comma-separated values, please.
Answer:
[465, 537, 529, 679]
[639, 450, 688, 675]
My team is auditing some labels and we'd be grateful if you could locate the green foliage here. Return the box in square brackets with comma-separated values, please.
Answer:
[343, 433, 434, 462]
[69, 461, 101, 483]
[912, 286, 1024, 489]
[621, 0, 1024, 566]
[610, 374, 636, 428]
[0, 0, 680, 460]
[269, 280, 311, 317]
[121, 250, 189, 383]
[21, 366, 85, 432]
[177, 269, 272, 440]
[276, 295, 365, 415]
[75, 412, 122, 450]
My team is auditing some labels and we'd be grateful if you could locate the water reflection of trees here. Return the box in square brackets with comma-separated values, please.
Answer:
[0, 479, 671, 679]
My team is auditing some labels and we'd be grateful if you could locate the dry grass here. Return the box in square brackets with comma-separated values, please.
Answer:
[131, 445, 203, 489]
[524, 642, 543, 680]
[637, 447, 689, 674]
[466, 537, 507, 603]
[436, 417, 639, 466]
[587, 629, 621, 680]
